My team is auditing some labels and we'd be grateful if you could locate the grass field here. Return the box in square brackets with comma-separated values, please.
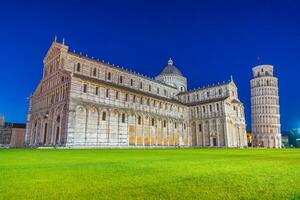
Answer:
[0, 149, 299, 200]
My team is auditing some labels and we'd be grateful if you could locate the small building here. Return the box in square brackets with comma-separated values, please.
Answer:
[0, 116, 26, 148]
[0, 115, 4, 126]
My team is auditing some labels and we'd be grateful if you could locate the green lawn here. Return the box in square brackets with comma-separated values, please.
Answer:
[0, 149, 299, 200]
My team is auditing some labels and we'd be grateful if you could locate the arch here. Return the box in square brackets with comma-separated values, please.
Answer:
[191, 122, 197, 146]
[86, 106, 99, 144]
[74, 105, 87, 144]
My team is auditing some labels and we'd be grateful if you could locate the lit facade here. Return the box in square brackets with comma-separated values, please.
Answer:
[251, 65, 281, 148]
[25, 38, 247, 148]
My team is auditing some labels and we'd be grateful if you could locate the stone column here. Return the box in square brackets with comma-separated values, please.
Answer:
[107, 110, 111, 145]
[195, 122, 198, 147]
[216, 121, 220, 147]
[223, 118, 229, 147]
[208, 120, 212, 147]
[96, 109, 100, 145]
[135, 115, 137, 146]
[117, 112, 120, 146]
[142, 116, 144, 146]
[202, 122, 205, 147]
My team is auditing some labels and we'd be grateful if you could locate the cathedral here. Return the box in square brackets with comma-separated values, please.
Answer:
[25, 38, 248, 148]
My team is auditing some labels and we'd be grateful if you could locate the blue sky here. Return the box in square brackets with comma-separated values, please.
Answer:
[0, 0, 299, 130]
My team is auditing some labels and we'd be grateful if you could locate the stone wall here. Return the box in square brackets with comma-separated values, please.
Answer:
[10, 128, 25, 147]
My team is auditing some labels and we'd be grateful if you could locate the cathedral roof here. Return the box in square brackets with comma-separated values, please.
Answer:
[184, 96, 230, 106]
[74, 73, 185, 105]
[159, 58, 183, 76]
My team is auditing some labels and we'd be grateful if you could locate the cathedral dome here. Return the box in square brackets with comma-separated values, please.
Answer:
[155, 58, 187, 93]
[159, 58, 183, 76]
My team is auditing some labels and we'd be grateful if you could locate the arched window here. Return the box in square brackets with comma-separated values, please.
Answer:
[56, 115, 60, 123]
[130, 79, 134, 86]
[93, 68, 97, 76]
[106, 89, 109, 98]
[122, 113, 125, 123]
[107, 72, 111, 80]
[83, 84, 87, 93]
[95, 87, 99, 95]
[140, 82, 143, 89]
[119, 76, 123, 83]
[102, 112, 106, 121]
[138, 116, 141, 125]
[133, 95, 136, 102]
[199, 124, 202, 132]
[151, 118, 155, 126]
[76, 63, 81, 72]
[163, 120, 166, 128]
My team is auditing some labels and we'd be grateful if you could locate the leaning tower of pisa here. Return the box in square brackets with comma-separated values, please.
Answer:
[251, 65, 281, 148]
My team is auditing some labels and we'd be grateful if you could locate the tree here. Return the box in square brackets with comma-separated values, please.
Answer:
[296, 139, 300, 148]
[288, 130, 296, 147]
[289, 129, 300, 148]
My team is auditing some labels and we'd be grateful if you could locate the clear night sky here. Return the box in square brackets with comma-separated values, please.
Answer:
[0, 0, 299, 131]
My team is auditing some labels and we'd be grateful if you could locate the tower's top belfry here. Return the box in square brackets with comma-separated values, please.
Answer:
[252, 64, 274, 78]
